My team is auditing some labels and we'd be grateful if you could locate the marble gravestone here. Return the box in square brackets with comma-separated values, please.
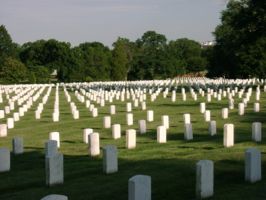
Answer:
[128, 175, 151, 200]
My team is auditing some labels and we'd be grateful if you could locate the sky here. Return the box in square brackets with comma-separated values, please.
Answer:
[0, 0, 228, 47]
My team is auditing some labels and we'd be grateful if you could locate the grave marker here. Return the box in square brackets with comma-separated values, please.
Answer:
[128, 175, 151, 200]
[103, 145, 118, 174]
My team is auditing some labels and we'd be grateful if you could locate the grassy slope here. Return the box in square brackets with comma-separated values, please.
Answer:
[0, 86, 265, 200]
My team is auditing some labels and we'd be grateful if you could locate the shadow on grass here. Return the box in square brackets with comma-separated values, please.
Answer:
[1, 149, 266, 200]
[239, 111, 266, 123]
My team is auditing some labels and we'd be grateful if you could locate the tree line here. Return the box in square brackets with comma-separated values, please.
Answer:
[0, 0, 265, 83]
[0, 28, 207, 83]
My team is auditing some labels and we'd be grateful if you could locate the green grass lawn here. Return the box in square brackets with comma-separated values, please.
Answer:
[0, 86, 266, 200]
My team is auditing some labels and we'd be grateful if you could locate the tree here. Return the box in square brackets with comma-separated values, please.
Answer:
[0, 57, 28, 83]
[0, 25, 17, 64]
[129, 31, 168, 80]
[167, 38, 206, 75]
[111, 37, 135, 80]
[28, 66, 50, 83]
[20, 39, 80, 82]
[77, 42, 112, 81]
[209, 0, 266, 78]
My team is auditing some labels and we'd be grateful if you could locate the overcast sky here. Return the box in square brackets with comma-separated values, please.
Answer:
[0, 0, 228, 47]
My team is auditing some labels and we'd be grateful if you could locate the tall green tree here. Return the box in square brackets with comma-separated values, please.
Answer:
[129, 31, 168, 80]
[111, 37, 135, 80]
[167, 38, 206, 74]
[0, 25, 17, 64]
[78, 42, 112, 81]
[209, 0, 266, 78]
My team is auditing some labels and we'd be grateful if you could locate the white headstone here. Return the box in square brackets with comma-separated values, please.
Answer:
[13, 112, 20, 121]
[127, 102, 132, 112]
[103, 145, 118, 174]
[252, 122, 261, 142]
[103, 116, 111, 128]
[35, 110, 41, 119]
[223, 124, 234, 147]
[134, 99, 139, 107]
[196, 160, 214, 199]
[217, 93, 221, 101]
[184, 123, 193, 140]
[45, 140, 58, 157]
[245, 148, 261, 183]
[204, 110, 211, 122]
[126, 129, 136, 149]
[200, 102, 206, 113]
[45, 153, 64, 186]
[73, 110, 79, 119]
[0, 124, 7, 137]
[229, 99, 234, 109]
[127, 113, 134, 126]
[183, 113, 191, 124]
[92, 108, 98, 117]
[256, 92, 260, 101]
[83, 128, 93, 144]
[221, 108, 228, 119]
[147, 110, 154, 122]
[19, 107, 24, 117]
[171, 91, 176, 102]
[53, 112, 59, 122]
[141, 102, 146, 110]
[86, 100, 90, 108]
[128, 175, 151, 200]
[0, 110, 5, 119]
[110, 105, 116, 115]
[9, 102, 14, 110]
[238, 103, 245, 115]
[208, 121, 217, 136]
[112, 124, 121, 139]
[12, 137, 23, 154]
[49, 132, 60, 148]
[0, 148, 10, 172]
[161, 115, 169, 129]
[138, 120, 146, 134]
[89, 133, 100, 156]
[7, 118, 14, 129]
[157, 126, 167, 143]
[254, 103, 260, 112]
[4, 106, 10, 114]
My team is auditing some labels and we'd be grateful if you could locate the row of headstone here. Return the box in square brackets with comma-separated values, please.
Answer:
[3, 78, 265, 105]
[35, 86, 52, 120]
[86, 115, 261, 150]
[1, 85, 49, 121]
[0, 86, 49, 134]
[47, 145, 260, 199]
[53, 85, 60, 122]
[1, 141, 261, 199]
[181, 119, 262, 145]
[63, 79, 264, 128]
[196, 147, 261, 198]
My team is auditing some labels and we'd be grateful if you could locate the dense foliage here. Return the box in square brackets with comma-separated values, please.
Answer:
[0, 26, 206, 83]
[208, 0, 266, 78]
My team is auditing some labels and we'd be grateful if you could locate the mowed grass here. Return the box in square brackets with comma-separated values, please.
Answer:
[0, 86, 266, 200]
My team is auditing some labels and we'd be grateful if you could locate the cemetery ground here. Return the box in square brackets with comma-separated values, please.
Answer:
[0, 86, 266, 199]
